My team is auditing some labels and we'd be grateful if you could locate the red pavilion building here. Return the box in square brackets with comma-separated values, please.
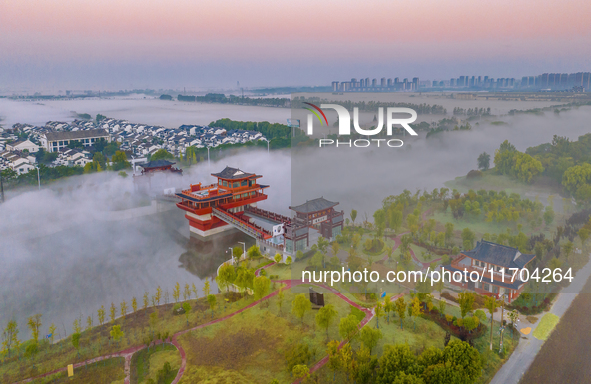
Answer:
[176, 166, 271, 237]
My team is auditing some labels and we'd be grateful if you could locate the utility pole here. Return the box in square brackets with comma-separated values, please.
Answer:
[35, 166, 41, 190]
[0, 173, 5, 203]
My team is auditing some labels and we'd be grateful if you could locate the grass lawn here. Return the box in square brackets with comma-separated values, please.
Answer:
[472, 319, 519, 384]
[28, 357, 125, 384]
[177, 287, 357, 384]
[130, 343, 181, 384]
[264, 262, 293, 280]
[409, 243, 437, 263]
[532, 313, 560, 340]
[0, 292, 267, 383]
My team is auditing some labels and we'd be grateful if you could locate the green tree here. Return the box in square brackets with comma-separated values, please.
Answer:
[207, 294, 217, 317]
[315, 304, 338, 338]
[217, 263, 236, 292]
[395, 297, 406, 329]
[247, 245, 263, 259]
[173, 282, 180, 303]
[461, 228, 475, 250]
[543, 206, 555, 227]
[120, 300, 128, 318]
[477, 152, 490, 171]
[98, 305, 106, 325]
[374, 344, 419, 384]
[388, 209, 403, 232]
[484, 296, 499, 350]
[562, 241, 574, 261]
[359, 327, 383, 354]
[110, 325, 124, 346]
[203, 280, 211, 297]
[48, 323, 57, 345]
[27, 314, 42, 345]
[274, 253, 282, 263]
[327, 340, 342, 382]
[292, 364, 310, 382]
[71, 332, 81, 355]
[458, 291, 475, 318]
[410, 296, 422, 330]
[350, 209, 358, 226]
[111, 150, 131, 170]
[182, 302, 191, 326]
[291, 294, 312, 325]
[150, 149, 174, 161]
[277, 286, 285, 314]
[351, 346, 378, 384]
[253, 275, 271, 301]
[110, 302, 117, 323]
[579, 227, 590, 246]
[338, 314, 359, 342]
[1, 320, 19, 357]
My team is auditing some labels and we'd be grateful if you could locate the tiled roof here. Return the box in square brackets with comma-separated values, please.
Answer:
[290, 197, 339, 214]
[462, 240, 535, 269]
[211, 166, 255, 180]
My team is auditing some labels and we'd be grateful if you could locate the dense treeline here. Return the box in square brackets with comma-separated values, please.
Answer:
[177, 93, 289, 107]
[492, 134, 591, 204]
[453, 107, 491, 116]
[209, 118, 291, 140]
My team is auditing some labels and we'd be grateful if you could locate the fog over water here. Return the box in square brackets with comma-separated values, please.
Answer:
[292, 107, 591, 218]
[0, 96, 290, 128]
[0, 149, 291, 338]
[1, 97, 590, 338]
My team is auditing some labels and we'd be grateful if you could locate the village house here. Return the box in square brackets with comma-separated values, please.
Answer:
[445, 240, 536, 302]
[40, 129, 111, 152]
[6, 139, 40, 153]
[0, 150, 37, 175]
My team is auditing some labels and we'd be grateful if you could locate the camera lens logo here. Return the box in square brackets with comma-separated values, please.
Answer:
[302, 102, 328, 126]
[304, 103, 418, 136]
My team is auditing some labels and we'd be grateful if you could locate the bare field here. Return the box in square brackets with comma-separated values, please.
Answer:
[520, 276, 591, 384]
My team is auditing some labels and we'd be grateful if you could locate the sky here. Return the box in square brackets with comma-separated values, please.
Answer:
[1, 0, 590, 91]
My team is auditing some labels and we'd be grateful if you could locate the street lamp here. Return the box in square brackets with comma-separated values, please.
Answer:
[238, 241, 246, 260]
[34, 166, 40, 190]
[499, 293, 507, 354]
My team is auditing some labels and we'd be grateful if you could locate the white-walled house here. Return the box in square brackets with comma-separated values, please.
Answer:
[7, 139, 40, 153]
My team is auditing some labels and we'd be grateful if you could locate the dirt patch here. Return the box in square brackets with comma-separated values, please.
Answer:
[526, 316, 539, 324]
[521, 276, 591, 383]
[185, 327, 279, 370]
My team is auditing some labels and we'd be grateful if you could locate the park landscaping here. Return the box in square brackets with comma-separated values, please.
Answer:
[28, 357, 125, 384]
[532, 313, 560, 340]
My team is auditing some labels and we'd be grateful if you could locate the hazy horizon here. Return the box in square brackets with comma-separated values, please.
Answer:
[2, 0, 590, 92]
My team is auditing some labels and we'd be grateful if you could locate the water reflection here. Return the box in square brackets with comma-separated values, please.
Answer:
[179, 229, 256, 280]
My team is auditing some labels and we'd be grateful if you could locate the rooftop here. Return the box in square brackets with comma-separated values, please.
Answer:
[462, 240, 536, 269]
[44, 129, 109, 141]
[212, 166, 256, 180]
[290, 197, 338, 214]
[139, 159, 176, 168]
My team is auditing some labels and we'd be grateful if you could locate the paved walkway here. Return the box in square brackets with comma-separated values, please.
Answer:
[490, 258, 591, 384]
[14, 344, 145, 384]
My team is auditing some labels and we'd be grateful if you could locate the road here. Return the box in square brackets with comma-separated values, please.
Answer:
[490, 258, 591, 384]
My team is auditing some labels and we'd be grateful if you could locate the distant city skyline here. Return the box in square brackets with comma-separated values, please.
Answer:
[332, 72, 591, 92]
[1, 0, 591, 91]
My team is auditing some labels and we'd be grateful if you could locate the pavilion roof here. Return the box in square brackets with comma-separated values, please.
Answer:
[290, 197, 338, 214]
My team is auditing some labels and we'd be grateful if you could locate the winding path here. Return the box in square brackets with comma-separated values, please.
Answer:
[15, 215, 440, 384]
